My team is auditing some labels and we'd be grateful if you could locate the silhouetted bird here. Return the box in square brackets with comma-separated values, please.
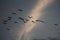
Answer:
[17, 9, 23, 11]
[25, 19, 29, 22]
[3, 20, 8, 22]
[14, 22, 18, 23]
[26, 19, 29, 21]
[28, 16, 32, 19]
[31, 21, 35, 23]
[54, 24, 58, 26]
[8, 17, 12, 18]
[6, 28, 10, 30]
[36, 20, 44, 23]
[18, 17, 27, 23]
[21, 21, 26, 23]
[18, 17, 24, 21]
[3, 22, 7, 24]
[12, 12, 16, 14]
[8, 18, 11, 20]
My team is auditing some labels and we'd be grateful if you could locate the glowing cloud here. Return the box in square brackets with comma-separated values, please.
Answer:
[18, 0, 54, 40]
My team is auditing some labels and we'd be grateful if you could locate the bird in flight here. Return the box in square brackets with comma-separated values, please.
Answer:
[3, 20, 8, 24]
[12, 12, 16, 14]
[36, 20, 45, 23]
[6, 28, 10, 30]
[8, 18, 11, 20]
[18, 17, 24, 20]
[14, 22, 18, 23]
[3, 22, 7, 24]
[17, 9, 23, 12]
[28, 16, 32, 19]
[31, 21, 35, 23]
[18, 17, 26, 23]
[7, 17, 12, 20]
[24, 18, 29, 23]
[8, 17, 12, 18]
[3, 20, 8, 22]
[54, 24, 58, 26]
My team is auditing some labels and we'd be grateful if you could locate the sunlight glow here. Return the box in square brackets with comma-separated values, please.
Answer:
[18, 0, 54, 40]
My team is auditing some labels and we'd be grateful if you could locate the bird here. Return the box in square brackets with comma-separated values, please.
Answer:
[3, 22, 7, 24]
[23, 21, 26, 23]
[18, 17, 27, 23]
[31, 21, 35, 23]
[8, 18, 11, 20]
[36, 20, 44, 23]
[18, 17, 24, 20]
[12, 12, 16, 14]
[3, 20, 8, 22]
[54, 24, 58, 26]
[28, 16, 32, 19]
[6, 28, 10, 30]
[18, 17, 25, 22]
[25, 19, 29, 23]
[36, 20, 40, 21]
[26, 19, 29, 21]
[3, 20, 8, 24]
[17, 9, 23, 12]
[8, 17, 12, 20]
[14, 22, 18, 23]
[8, 17, 12, 18]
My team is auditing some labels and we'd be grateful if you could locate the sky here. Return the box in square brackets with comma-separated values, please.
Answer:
[0, 0, 60, 40]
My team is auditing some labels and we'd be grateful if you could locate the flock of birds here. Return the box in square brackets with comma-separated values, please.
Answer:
[1, 9, 58, 31]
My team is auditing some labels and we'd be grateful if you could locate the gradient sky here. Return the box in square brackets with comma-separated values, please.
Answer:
[0, 0, 60, 40]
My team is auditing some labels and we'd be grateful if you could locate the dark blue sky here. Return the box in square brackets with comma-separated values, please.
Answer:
[0, 0, 60, 40]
